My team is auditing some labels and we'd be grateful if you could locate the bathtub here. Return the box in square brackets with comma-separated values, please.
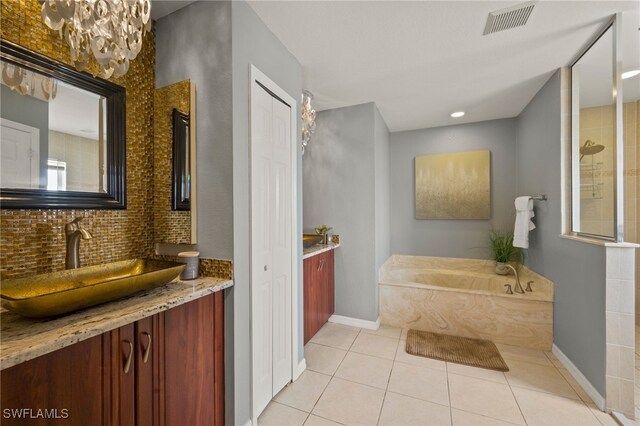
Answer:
[379, 255, 554, 350]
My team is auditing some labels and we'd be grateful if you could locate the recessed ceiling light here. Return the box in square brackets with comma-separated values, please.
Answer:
[622, 70, 640, 79]
[450, 111, 465, 118]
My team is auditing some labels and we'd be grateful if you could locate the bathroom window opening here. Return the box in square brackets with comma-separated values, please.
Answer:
[47, 159, 67, 191]
[569, 15, 624, 242]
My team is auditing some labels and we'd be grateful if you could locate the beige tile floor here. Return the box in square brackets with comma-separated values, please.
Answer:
[259, 323, 618, 426]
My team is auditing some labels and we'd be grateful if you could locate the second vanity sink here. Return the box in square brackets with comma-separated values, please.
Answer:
[0, 259, 185, 318]
[303, 234, 324, 248]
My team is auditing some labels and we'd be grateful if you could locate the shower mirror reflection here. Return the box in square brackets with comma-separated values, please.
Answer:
[571, 25, 616, 239]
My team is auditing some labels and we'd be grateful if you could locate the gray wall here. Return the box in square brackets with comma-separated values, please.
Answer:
[390, 119, 518, 259]
[232, 1, 303, 424]
[158, 3, 303, 424]
[515, 70, 606, 395]
[1, 85, 49, 186]
[155, 0, 233, 260]
[155, 2, 236, 423]
[374, 107, 391, 279]
[304, 103, 382, 322]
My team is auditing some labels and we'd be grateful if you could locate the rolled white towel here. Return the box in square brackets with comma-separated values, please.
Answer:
[513, 196, 536, 249]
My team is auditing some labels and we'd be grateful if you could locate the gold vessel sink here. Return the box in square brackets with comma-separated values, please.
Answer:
[1, 259, 185, 318]
[303, 234, 324, 248]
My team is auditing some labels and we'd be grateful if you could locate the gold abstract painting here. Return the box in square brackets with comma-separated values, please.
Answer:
[415, 150, 491, 220]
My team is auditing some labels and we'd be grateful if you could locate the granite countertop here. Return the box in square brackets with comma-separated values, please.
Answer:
[0, 276, 233, 370]
[303, 243, 341, 260]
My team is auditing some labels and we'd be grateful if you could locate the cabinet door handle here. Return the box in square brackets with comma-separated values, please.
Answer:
[317, 259, 324, 272]
[123, 340, 133, 374]
[141, 332, 152, 364]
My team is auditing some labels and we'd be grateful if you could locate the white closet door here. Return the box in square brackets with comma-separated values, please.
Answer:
[0, 118, 40, 188]
[251, 82, 275, 417]
[271, 98, 292, 394]
[250, 80, 293, 418]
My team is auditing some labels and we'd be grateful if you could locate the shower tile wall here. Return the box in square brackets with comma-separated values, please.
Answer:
[623, 102, 637, 244]
[628, 101, 640, 325]
[578, 102, 638, 293]
[579, 104, 615, 236]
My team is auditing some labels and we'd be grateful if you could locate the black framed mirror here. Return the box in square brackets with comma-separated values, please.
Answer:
[172, 108, 190, 211]
[0, 40, 126, 209]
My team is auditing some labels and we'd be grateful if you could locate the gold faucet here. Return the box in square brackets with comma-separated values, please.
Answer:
[65, 218, 93, 269]
[503, 264, 525, 294]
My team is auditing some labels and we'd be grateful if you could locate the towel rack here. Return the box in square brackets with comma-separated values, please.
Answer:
[531, 195, 547, 201]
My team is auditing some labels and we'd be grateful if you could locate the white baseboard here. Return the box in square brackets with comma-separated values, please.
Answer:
[294, 358, 306, 381]
[611, 411, 635, 426]
[552, 344, 605, 410]
[329, 314, 380, 330]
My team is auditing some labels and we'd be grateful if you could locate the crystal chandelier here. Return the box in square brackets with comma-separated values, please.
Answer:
[2, 62, 58, 100]
[301, 90, 316, 154]
[41, 0, 151, 79]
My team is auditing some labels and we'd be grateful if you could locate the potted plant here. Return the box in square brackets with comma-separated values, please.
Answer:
[315, 225, 333, 245]
[489, 230, 521, 275]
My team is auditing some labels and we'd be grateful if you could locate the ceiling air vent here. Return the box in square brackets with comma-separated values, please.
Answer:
[483, 1, 536, 35]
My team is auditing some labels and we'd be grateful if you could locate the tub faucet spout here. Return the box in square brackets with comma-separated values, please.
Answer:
[503, 264, 525, 294]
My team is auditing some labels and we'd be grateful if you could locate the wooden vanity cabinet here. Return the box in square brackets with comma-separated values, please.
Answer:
[0, 292, 224, 426]
[0, 333, 111, 426]
[111, 316, 158, 425]
[304, 250, 336, 344]
[160, 292, 225, 426]
[134, 316, 156, 426]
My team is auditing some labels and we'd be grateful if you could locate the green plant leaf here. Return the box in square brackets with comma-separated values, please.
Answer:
[315, 224, 332, 235]
[489, 230, 520, 263]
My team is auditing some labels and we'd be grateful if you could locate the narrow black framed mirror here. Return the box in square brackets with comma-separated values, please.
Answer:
[0, 40, 126, 209]
[154, 80, 196, 245]
[172, 108, 191, 211]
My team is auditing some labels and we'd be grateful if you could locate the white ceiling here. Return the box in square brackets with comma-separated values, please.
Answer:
[248, 0, 640, 132]
[49, 82, 102, 140]
[575, 11, 640, 108]
[150, 0, 197, 20]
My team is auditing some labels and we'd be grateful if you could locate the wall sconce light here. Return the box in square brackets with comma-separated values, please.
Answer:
[301, 90, 316, 154]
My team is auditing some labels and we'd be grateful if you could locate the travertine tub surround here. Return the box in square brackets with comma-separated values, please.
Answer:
[379, 255, 554, 350]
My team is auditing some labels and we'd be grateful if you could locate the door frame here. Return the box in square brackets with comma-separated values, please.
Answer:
[249, 64, 300, 422]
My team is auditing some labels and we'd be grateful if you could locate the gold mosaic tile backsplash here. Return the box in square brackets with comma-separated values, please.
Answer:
[0, 0, 156, 279]
[151, 256, 232, 281]
[154, 80, 192, 244]
[200, 258, 233, 281]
